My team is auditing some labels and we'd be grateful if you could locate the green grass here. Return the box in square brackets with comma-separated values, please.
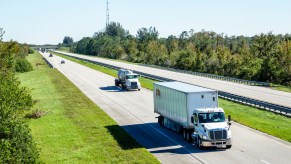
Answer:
[57, 47, 70, 52]
[51, 51, 291, 142]
[220, 99, 291, 142]
[18, 51, 160, 163]
[270, 84, 291, 93]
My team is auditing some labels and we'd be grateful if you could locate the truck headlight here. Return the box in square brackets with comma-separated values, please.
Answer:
[227, 130, 232, 139]
[202, 135, 208, 140]
[126, 81, 131, 86]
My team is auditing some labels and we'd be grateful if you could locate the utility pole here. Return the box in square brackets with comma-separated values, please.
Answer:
[106, 0, 109, 27]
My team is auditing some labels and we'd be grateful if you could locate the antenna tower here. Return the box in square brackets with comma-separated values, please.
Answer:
[106, 0, 109, 27]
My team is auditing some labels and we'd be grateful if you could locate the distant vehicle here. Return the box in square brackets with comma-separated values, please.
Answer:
[61, 60, 65, 64]
[49, 53, 53, 57]
[154, 81, 232, 149]
[115, 69, 141, 91]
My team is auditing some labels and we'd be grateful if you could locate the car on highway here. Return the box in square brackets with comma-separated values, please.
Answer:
[49, 53, 53, 57]
[61, 60, 65, 64]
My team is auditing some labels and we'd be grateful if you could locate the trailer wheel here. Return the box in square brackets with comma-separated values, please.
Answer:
[158, 116, 164, 127]
[183, 129, 187, 140]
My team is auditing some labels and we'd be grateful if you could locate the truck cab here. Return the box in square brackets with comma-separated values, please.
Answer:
[191, 108, 232, 149]
[115, 69, 141, 91]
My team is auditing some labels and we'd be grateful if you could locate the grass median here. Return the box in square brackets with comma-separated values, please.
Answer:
[52, 51, 291, 142]
[18, 51, 159, 163]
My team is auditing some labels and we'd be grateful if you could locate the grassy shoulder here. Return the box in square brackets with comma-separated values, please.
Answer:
[18, 51, 159, 163]
[220, 99, 291, 142]
[52, 51, 291, 142]
[270, 84, 291, 93]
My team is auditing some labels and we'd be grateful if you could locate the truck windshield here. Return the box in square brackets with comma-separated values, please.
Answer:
[126, 75, 138, 79]
[198, 112, 225, 123]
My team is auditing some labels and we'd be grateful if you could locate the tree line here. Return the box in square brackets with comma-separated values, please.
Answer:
[69, 22, 291, 86]
[0, 28, 39, 163]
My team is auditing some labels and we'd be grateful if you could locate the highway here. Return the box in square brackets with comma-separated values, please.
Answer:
[42, 52, 291, 164]
[54, 51, 291, 109]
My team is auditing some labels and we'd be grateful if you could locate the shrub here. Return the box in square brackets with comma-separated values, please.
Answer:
[15, 58, 33, 73]
[0, 118, 40, 163]
[28, 48, 34, 54]
[0, 71, 40, 163]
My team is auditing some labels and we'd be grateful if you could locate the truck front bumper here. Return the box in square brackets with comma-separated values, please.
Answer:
[201, 138, 231, 147]
[126, 85, 140, 90]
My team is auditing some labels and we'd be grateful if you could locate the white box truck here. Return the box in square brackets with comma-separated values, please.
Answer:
[154, 81, 232, 149]
[115, 69, 141, 91]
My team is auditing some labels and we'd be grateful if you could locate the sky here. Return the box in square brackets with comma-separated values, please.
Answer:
[0, 0, 290, 45]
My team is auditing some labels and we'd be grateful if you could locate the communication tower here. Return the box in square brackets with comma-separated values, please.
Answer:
[106, 0, 109, 27]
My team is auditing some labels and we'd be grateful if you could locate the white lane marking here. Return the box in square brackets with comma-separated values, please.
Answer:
[260, 160, 270, 164]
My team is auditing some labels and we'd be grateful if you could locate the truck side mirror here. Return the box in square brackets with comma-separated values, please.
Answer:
[228, 115, 231, 122]
[191, 116, 194, 123]
[228, 115, 231, 127]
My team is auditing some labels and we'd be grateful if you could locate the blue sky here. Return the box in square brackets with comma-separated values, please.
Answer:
[0, 0, 290, 44]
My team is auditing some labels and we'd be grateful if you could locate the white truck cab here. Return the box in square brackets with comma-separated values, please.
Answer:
[191, 107, 232, 149]
[115, 69, 141, 91]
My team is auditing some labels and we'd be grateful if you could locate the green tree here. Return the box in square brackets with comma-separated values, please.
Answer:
[276, 39, 291, 85]
[251, 32, 279, 82]
[0, 41, 40, 163]
[122, 36, 139, 62]
[0, 28, 5, 41]
[105, 22, 128, 38]
[71, 23, 290, 86]
[63, 36, 74, 45]
[165, 35, 179, 54]
[144, 40, 168, 65]
[136, 27, 159, 43]
[75, 37, 91, 54]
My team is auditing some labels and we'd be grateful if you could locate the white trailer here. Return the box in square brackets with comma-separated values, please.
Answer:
[154, 81, 232, 149]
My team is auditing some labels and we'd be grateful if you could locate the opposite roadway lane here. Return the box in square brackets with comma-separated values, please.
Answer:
[42, 52, 291, 164]
[54, 50, 291, 109]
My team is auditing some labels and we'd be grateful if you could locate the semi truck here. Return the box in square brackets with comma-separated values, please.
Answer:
[115, 69, 141, 91]
[154, 81, 232, 149]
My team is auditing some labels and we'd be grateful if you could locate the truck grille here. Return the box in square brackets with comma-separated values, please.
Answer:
[209, 130, 227, 140]
[131, 82, 137, 86]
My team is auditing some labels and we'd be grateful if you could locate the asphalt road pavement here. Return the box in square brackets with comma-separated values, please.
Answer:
[42, 52, 291, 164]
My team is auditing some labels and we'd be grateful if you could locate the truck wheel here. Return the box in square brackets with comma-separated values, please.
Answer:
[187, 131, 193, 143]
[197, 137, 204, 150]
[226, 145, 232, 149]
[122, 85, 126, 90]
[115, 81, 118, 86]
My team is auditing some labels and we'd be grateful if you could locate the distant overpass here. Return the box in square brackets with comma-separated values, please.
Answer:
[30, 45, 58, 50]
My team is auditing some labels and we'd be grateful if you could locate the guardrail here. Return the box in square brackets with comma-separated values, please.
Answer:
[42, 57, 54, 68]
[139, 64, 270, 87]
[53, 51, 291, 117]
[219, 92, 291, 117]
